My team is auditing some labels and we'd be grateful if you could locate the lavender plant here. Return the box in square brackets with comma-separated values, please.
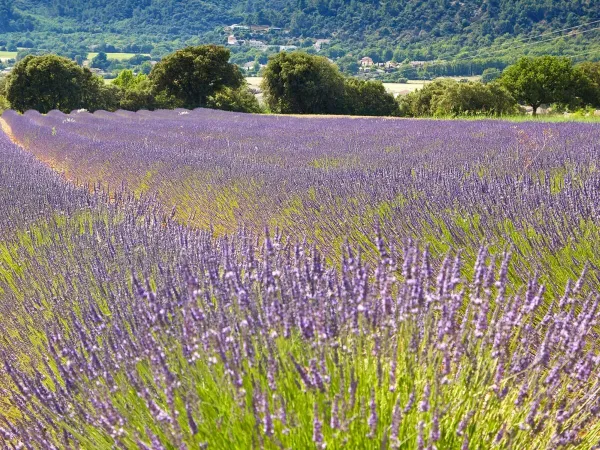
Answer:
[2, 227, 600, 449]
[4, 108, 599, 293]
[1, 109, 600, 449]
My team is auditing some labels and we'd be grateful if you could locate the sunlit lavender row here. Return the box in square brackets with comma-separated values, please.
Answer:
[4, 108, 600, 292]
[1, 109, 600, 448]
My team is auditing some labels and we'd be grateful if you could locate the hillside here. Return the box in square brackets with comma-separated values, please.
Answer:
[0, 0, 599, 70]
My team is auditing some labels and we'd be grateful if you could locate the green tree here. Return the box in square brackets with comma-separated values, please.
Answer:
[431, 81, 517, 116]
[575, 62, 600, 107]
[5, 54, 109, 113]
[399, 79, 517, 117]
[343, 79, 399, 116]
[481, 67, 502, 83]
[262, 52, 346, 114]
[399, 79, 455, 116]
[112, 69, 147, 90]
[336, 55, 359, 75]
[91, 51, 110, 70]
[150, 45, 243, 109]
[499, 56, 576, 115]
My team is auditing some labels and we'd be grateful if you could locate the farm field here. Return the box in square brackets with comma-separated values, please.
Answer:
[87, 52, 149, 61]
[1, 108, 600, 448]
[0, 50, 17, 61]
[246, 76, 480, 96]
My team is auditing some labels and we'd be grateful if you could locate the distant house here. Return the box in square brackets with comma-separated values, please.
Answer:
[410, 60, 427, 68]
[243, 61, 256, 71]
[384, 61, 398, 69]
[247, 40, 267, 50]
[313, 39, 331, 52]
[227, 35, 239, 45]
[279, 45, 298, 51]
[360, 56, 374, 67]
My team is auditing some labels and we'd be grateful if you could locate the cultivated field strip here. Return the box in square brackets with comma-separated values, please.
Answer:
[4, 108, 600, 292]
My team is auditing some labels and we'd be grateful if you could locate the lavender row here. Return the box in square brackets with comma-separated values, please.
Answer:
[2, 223, 600, 448]
[4, 108, 600, 291]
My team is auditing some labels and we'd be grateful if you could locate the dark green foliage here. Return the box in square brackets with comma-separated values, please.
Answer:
[343, 79, 399, 116]
[5, 54, 110, 113]
[400, 79, 518, 117]
[499, 56, 578, 115]
[150, 45, 243, 109]
[84, 81, 121, 111]
[399, 80, 455, 117]
[262, 52, 346, 114]
[0, 0, 32, 32]
[206, 86, 263, 113]
[575, 62, 600, 107]
[1, 0, 597, 74]
[91, 51, 110, 70]
[335, 56, 359, 75]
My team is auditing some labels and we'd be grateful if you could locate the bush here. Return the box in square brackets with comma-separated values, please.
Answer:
[206, 87, 263, 113]
[0, 94, 10, 112]
[400, 79, 518, 117]
[343, 78, 399, 116]
[431, 81, 518, 116]
[481, 68, 502, 84]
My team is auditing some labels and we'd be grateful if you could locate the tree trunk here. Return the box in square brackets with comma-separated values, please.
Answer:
[532, 105, 538, 116]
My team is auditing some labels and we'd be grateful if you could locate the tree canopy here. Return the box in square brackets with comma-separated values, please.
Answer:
[499, 56, 578, 115]
[150, 45, 243, 109]
[343, 79, 399, 117]
[262, 52, 346, 114]
[5, 54, 108, 113]
[399, 79, 518, 117]
[575, 62, 600, 108]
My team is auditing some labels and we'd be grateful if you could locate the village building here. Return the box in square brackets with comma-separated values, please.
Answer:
[227, 35, 239, 45]
[360, 56, 374, 67]
[247, 40, 268, 50]
[409, 60, 427, 68]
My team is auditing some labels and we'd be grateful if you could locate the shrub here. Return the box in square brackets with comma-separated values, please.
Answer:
[206, 87, 263, 113]
[343, 78, 399, 116]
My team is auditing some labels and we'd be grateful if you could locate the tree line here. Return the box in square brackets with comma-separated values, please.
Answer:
[1, 46, 600, 118]
[1, 0, 596, 74]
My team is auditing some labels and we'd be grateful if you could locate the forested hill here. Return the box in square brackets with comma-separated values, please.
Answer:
[1, 0, 599, 61]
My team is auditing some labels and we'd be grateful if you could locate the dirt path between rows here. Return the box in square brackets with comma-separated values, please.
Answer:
[0, 116, 81, 189]
[0, 117, 18, 146]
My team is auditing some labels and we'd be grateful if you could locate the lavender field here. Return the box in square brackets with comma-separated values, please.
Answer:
[1, 108, 600, 448]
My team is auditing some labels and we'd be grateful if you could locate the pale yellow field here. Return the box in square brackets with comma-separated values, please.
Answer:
[246, 76, 480, 96]
[0, 51, 17, 62]
[87, 52, 150, 61]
